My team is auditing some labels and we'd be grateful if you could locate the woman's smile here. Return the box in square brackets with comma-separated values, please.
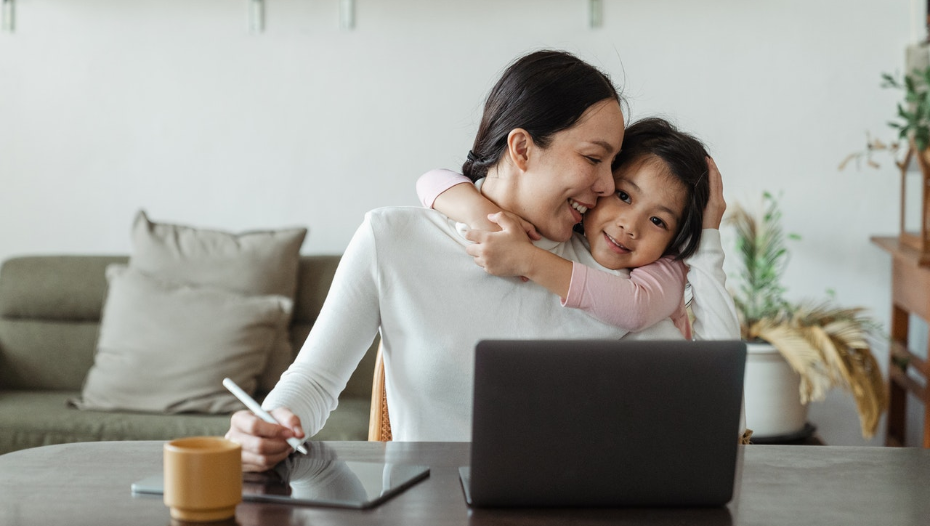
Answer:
[570, 199, 591, 224]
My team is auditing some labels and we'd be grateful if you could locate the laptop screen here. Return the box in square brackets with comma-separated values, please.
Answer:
[466, 339, 746, 508]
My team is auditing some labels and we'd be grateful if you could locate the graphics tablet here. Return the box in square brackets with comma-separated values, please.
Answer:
[132, 456, 430, 510]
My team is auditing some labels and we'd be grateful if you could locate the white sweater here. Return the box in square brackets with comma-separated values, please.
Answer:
[262, 206, 739, 441]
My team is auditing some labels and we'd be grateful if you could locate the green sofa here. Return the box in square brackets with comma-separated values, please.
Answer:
[0, 255, 378, 455]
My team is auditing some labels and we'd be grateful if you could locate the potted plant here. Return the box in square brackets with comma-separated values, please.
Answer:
[728, 192, 886, 439]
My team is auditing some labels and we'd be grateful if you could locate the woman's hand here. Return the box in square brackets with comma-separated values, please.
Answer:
[703, 157, 726, 229]
[465, 212, 541, 278]
[227, 407, 305, 472]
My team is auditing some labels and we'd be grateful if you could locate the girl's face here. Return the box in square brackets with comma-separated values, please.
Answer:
[505, 99, 624, 242]
[582, 155, 687, 270]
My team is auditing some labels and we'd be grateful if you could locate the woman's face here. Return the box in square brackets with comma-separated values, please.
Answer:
[583, 155, 687, 270]
[509, 99, 624, 242]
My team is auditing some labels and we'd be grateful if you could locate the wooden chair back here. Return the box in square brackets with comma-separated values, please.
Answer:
[367, 343, 392, 441]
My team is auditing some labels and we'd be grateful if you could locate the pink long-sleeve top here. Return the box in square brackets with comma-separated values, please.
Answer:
[416, 169, 691, 338]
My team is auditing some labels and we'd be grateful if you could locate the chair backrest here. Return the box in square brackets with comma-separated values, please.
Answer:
[367, 342, 393, 441]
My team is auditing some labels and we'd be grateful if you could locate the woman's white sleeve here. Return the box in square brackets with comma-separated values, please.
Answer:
[262, 215, 382, 437]
[686, 229, 740, 341]
[688, 229, 747, 436]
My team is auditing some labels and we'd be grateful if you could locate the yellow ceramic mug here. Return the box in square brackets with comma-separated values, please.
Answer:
[163, 436, 242, 522]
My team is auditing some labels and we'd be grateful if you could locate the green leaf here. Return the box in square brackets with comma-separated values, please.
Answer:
[882, 72, 902, 89]
[917, 127, 930, 145]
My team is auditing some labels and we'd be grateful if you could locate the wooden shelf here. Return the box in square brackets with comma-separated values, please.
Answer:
[873, 236, 930, 448]
[872, 235, 930, 266]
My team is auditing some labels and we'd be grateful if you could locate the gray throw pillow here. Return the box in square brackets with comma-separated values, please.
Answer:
[72, 265, 293, 414]
[129, 210, 307, 391]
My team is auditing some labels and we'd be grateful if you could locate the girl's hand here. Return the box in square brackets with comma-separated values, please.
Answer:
[227, 407, 305, 472]
[465, 212, 540, 277]
[476, 212, 541, 241]
[515, 217, 542, 241]
[703, 157, 726, 229]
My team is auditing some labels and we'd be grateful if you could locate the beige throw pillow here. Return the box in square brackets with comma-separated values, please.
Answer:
[73, 266, 292, 414]
[129, 210, 307, 391]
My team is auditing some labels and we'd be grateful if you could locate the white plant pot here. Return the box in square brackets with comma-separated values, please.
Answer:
[743, 341, 809, 438]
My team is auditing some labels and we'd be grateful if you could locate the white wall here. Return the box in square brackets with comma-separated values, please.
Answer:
[0, 0, 917, 445]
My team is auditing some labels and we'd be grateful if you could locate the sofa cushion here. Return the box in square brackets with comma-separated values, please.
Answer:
[292, 256, 341, 326]
[0, 319, 100, 390]
[130, 211, 306, 392]
[0, 391, 232, 455]
[72, 266, 291, 414]
[0, 390, 370, 455]
[130, 211, 306, 298]
[0, 256, 128, 321]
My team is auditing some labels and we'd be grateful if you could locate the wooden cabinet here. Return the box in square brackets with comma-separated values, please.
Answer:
[872, 236, 930, 447]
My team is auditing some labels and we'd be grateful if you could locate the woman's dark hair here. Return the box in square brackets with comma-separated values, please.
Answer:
[613, 117, 710, 260]
[462, 50, 621, 181]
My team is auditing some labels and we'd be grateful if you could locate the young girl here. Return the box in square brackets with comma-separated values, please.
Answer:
[417, 118, 712, 337]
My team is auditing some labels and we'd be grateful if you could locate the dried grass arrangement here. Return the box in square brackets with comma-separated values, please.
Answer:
[728, 193, 887, 438]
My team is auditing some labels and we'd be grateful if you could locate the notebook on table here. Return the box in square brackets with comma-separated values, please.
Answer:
[459, 339, 746, 508]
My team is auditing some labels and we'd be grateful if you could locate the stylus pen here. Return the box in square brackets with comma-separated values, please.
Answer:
[222, 377, 308, 455]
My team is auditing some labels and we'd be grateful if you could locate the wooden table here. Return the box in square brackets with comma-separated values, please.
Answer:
[1, 441, 929, 525]
[872, 236, 930, 447]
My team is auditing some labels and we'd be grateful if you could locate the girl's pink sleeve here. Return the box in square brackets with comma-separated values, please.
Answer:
[670, 301, 692, 340]
[562, 256, 687, 333]
[416, 169, 472, 208]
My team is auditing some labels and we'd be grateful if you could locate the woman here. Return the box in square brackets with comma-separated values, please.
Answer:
[227, 50, 738, 471]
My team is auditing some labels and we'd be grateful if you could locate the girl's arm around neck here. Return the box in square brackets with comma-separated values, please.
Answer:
[464, 212, 687, 329]
[417, 169, 497, 230]
[430, 178, 503, 232]
[417, 168, 541, 238]
[520, 249, 574, 298]
[416, 169, 471, 208]
[463, 212, 571, 296]
[563, 257, 687, 332]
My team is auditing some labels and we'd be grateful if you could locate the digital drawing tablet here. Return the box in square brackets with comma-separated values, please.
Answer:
[461, 339, 746, 508]
[132, 457, 430, 510]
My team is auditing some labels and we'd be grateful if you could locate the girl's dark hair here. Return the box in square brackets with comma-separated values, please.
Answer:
[614, 117, 710, 260]
[463, 50, 621, 181]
